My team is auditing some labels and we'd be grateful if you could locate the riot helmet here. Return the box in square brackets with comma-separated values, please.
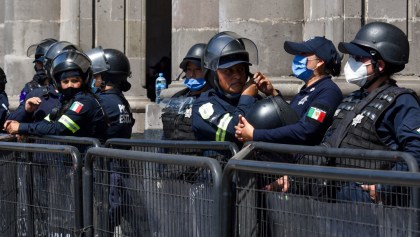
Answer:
[0, 67, 6, 84]
[179, 43, 206, 71]
[203, 31, 258, 98]
[85, 46, 111, 75]
[27, 38, 58, 63]
[339, 22, 409, 74]
[102, 48, 132, 91]
[245, 96, 299, 129]
[51, 49, 92, 89]
[44, 41, 80, 75]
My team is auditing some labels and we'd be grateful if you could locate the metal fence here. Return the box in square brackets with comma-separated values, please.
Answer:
[0, 141, 82, 237]
[222, 143, 420, 237]
[83, 147, 223, 237]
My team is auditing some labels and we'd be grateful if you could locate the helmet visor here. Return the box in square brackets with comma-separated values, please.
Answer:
[51, 50, 91, 76]
[203, 32, 258, 71]
[85, 46, 110, 75]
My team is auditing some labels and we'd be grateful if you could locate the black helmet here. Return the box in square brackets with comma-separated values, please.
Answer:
[102, 48, 132, 91]
[339, 22, 409, 67]
[51, 49, 92, 87]
[203, 31, 258, 71]
[179, 43, 206, 71]
[245, 96, 299, 129]
[44, 41, 80, 74]
[103, 48, 131, 77]
[0, 67, 6, 84]
[27, 38, 58, 63]
[85, 46, 111, 75]
[203, 31, 258, 99]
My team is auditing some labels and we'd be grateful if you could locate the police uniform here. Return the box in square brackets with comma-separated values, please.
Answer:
[0, 90, 9, 128]
[253, 76, 343, 145]
[8, 85, 60, 123]
[192, 88, 257, 143]
[17, 91, 107, 139]
[97, 88, 134, 139]
[323, 81, 420, 166]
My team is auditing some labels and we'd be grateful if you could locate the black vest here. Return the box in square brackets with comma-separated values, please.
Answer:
[162, 93, 196, 140]
[323, 84, 416, 168]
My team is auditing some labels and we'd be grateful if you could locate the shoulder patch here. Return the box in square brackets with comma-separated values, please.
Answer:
[198, 102, 214, 120]
[69, 101, 84, 114]
[307, 106, 326, 123]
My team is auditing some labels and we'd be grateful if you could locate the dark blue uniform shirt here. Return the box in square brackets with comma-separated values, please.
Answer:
[18, 92, 107, 139]
[192, 88, 257, 143]
[253, 76, 343, 145]
[97, 89, 133, 139]
[8, 85, 61, 123]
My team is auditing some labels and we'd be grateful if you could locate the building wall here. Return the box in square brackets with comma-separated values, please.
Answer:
[0, 0, 420, 133]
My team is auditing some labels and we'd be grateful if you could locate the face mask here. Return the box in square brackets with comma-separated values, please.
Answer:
[183, 78, 206, 91]
[61, 87, 82, 101]
[344, 57, 372, 87]
[91, 79, 99, 94]
[292, 55, 314, 82]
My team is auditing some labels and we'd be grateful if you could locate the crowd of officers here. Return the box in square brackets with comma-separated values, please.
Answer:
[0, 21, 419, 233]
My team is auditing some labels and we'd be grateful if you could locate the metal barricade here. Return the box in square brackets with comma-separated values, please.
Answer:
[27, 135, 102, 156]
[0, 141, 82, 237]
[105, 139, 239, 167]
[221, 143, 420, 237]
[83, 147, 223, 237]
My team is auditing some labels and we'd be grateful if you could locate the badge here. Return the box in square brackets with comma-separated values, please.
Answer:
[334, 109, 341, 117]
[352, 114, 364, 126]
[184, 107, 192, 118]
[310, 87, 315, 92]
[298, 95, 309, 105]
[198, 102, 214, 120]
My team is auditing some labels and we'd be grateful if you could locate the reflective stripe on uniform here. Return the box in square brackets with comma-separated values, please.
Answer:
[58, 115, 80, 133]
[215, 113, 232, 141]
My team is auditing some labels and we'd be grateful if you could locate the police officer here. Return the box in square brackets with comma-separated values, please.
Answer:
[321, 22, 420, 204]
[4, 49, 107, 139]
[0, 67, 9, 129]
[86, 47, 136, 235]
[162, 43, 209, 140]
[235, 36, 343, 146]
[192, 31, 274, 144]
[7, 41, 81, 124]
[20, 38, 57, 105]
[87, 47, 134, 139]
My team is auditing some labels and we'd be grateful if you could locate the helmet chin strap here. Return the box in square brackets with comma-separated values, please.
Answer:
[362, 51, 381, 89]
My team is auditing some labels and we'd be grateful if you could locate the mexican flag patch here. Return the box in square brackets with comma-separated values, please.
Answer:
[70, 101, 84, 114]
[307, 107, 326, 123]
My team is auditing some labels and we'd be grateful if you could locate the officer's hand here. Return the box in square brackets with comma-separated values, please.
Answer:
[253, 72, 278, 96]
[241, 80, 258, 97]
[263, 175, 290, 192]
[235, 115, 254, 143]
[361, 184, 378, 202]
[3, 120, 20, 135]
[25, 97, 42, 113]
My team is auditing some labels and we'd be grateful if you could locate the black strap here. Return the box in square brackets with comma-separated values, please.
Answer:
[329, 83, 393, 148]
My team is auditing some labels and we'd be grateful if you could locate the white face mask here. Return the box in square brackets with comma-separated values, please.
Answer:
[344, 57, 372, 87]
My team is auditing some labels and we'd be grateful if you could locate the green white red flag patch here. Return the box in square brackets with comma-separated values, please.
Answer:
[307, 107, 326, 122]
[70, 101, 84, 114]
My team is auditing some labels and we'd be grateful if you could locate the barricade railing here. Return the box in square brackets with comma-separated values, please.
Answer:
[83, 147, 223, 237]
[105, 138, 239, 167]
[27, 135, 101, 156]
[0, 141, 83, 237]
[222, 144, 420, 237]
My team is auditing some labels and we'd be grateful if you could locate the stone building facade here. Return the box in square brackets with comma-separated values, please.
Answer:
[0, 0, 419, 133]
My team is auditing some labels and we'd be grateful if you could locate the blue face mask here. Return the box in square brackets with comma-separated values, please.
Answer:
[183, 78, 206, 91]
[91, 79, 99, 94]
[292, 55, 314, 82]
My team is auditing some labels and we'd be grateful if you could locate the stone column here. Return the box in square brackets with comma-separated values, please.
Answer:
[3, 0, 60, 107]
[171, 0, 219, 82]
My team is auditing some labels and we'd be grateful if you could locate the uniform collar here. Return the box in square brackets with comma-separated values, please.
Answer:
[300, 75, 331, 93]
